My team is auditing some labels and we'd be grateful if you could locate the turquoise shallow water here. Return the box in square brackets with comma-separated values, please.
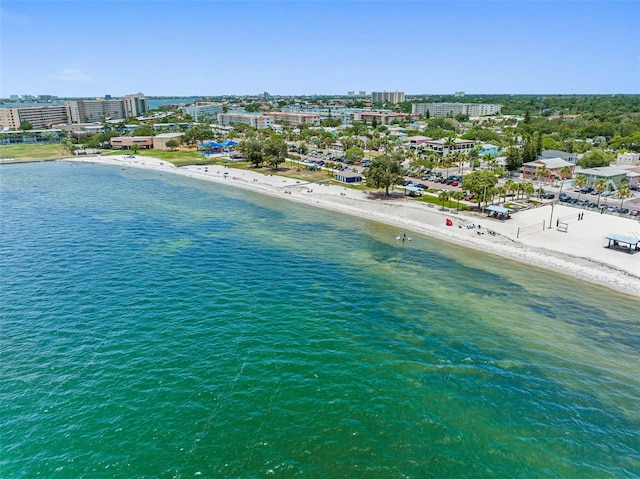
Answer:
[1, 162, 639, 478]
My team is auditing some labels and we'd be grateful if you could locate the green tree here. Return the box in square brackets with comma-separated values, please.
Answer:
[505, 147, 522, 172]
[578, 149, 614, 168]
[19, 120, 33, 131]
[345, 147, 364, 163]
[297, 143, 309, 155]
[364, 154, 404, 196]
[263, 137, 288, 169]
[130, 144, 139, 155]
[132, 124, 155, 136]
[238, 139, 264, 167]
[165, 139, 179, 151]
[461, 170, 499, 209]
[62, 139, 76, 154]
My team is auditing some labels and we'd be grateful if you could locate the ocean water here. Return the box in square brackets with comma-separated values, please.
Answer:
[1, 162, 639, 478]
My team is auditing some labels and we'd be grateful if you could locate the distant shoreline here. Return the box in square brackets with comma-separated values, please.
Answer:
[14, 154, 640, 298]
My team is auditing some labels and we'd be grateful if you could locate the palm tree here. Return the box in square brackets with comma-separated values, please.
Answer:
[537, 164, 548, 183]
[452, 191, 465, 211]
[593, 178, 608, 208]
[618, 182, 631, 210]
[504, 179, 516, 199]
[439, 190, 451, 210]
[444, 136, 457, 156]
[523, 182, 535, 202]
[574, 175, 588, 202]
[496, 186, 506, 203]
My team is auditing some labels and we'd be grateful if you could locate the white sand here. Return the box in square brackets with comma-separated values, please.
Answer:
[67, 155, 640, 298]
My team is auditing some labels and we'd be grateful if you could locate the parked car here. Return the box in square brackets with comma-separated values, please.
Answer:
[619, 208, 630, 214]
[451, 181, 459, 187]
[607, 206, 619, 213]
[630, 210, 639, 216]
[543, 193, 555, 199]
[577, 199, 589, 206]
[601, 190, 613, 197]
[587, 202, 598, 208]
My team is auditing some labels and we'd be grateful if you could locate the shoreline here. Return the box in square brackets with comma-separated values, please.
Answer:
[56, 155, 640, 298]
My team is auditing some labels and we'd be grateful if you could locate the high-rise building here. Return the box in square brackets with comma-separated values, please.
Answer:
[371, 91, 405, 104]
[347, 91, 355, 96]
[358, 91, 366, 97]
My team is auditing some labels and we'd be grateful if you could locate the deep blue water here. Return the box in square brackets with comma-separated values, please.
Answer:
[1, 162, 639, 478]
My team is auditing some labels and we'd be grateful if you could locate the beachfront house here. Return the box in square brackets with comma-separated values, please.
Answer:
[539, 150, 579, 165]
[335, 171, 362, 184]
[577, 166, 637, 191]
[521, 158, 574, 182]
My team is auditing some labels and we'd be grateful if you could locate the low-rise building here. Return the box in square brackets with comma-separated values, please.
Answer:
[539, 149, 578, 165]
[615, 152, 640, 166]
[218, 112, 274, 129]
[181, 103, 223, 122]
[522, 158, 575, 182]
[152, 132, 183, 150]
[578, 166, 638, 190]
[109, 136, 154, 149]
[420, 138, 475, 156]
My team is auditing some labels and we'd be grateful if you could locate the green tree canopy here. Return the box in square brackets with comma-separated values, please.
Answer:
[263, 137, 288, 169]
[132, 124, 156, 137]
[19, 120, 33, 131]
[238, 139, 264, 167]
[577, 149, 614, 168]
[165, 139, 179, 150]
[344, 147, 364, 163]
[364, 154, 404, 195]
[461, 170, 499, 208]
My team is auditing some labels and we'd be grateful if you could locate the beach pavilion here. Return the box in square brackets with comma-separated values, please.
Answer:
[485, 205, 512, 220]
[605, 233, 640, 254]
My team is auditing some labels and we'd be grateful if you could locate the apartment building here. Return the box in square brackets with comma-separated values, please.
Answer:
[412, 103, 502, 117]
[420, 138, 476, 156]
[266, 112, 321, 127]
[0, 105, 70, 129]
[355, 111, 416, 125]
[67, 93, 148, 123]
[371, 91, 405, 104]
[218, 112, 274, 129]
[181, 103, 223, 122]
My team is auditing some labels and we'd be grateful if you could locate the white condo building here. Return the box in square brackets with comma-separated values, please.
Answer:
[412, 103, 501, 117]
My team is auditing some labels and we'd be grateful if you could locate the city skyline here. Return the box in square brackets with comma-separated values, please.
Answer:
[2, 1, 639, 98]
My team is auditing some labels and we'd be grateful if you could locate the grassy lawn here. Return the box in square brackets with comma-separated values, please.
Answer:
[0, 143, 69, 160]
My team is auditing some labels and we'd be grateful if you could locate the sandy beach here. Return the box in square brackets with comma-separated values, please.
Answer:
[65, 155, 640, 298]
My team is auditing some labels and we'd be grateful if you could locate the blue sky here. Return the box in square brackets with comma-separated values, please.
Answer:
[2, 1, 639, 97]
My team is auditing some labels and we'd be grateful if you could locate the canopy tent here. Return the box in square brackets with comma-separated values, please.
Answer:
[485, 204, 512, 220]
[606, 233, 640, 253]
[486, 205, 512, 214]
